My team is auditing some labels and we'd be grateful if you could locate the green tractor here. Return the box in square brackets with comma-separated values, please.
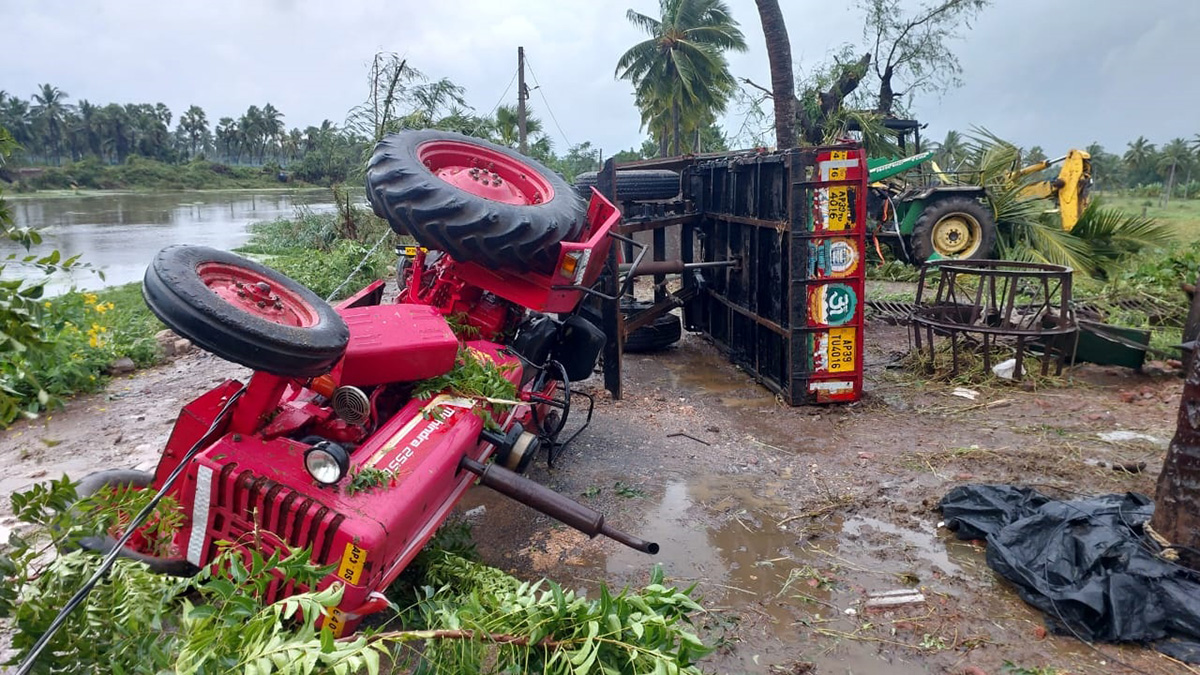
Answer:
[864, 120, 997, 265]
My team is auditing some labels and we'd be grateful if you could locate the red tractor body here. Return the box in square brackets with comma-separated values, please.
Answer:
[119, 184, 644, 636]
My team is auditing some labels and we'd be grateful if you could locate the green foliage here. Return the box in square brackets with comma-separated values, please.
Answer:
[400, 554, 712, 674]
[953, 131, 1175, 277]
[0, 283, 164, 426]
[616, 0, 748, 156]
[238, 197, 397, 301]
[3, 477, 713, 674]
[414, 348, 520, 429]
[344, 466, 393, 496]
[0, 127, 165, 426]
[24, 156, 305, 191]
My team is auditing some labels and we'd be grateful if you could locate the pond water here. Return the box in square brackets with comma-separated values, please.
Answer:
[3, 190, 335, 294]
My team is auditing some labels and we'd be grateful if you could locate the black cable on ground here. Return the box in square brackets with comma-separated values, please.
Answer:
[16, 387, 245, 675]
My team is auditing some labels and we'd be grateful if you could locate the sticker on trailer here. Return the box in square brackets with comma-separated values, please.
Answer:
[812, 186, 852, 231]
[811, 327, 858, 373]
[808, 380, 857, 403]
[808, 238, 860, 279]
[808, 283, 858, 327]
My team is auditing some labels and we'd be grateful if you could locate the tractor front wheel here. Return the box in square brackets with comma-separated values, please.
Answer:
[910, 197, 997, 264]
[143, 245, 350, 377]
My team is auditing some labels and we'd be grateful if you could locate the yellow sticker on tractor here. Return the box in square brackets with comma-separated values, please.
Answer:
[337, 542, 367, 586]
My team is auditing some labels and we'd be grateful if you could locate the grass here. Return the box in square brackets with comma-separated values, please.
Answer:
[236, 197, 400, 301]
[2, 282, 166, 425]
[1102, 193, 1200, 242]
[12, 157, 314, 193]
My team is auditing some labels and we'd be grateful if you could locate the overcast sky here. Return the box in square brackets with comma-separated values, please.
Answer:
[4, 0, 1197, 157]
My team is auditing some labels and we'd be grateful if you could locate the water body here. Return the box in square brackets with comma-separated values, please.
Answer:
[4, 190, 335, 294]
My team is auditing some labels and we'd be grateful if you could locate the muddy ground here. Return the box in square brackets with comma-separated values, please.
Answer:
[0, 317, 1193, 675]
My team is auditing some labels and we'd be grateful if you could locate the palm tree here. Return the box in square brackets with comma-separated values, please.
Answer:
[493, 105, 543, 148]
[31, 84, 73, 165]
[75, 99, 103, 158]
[616, 0, 747, 156]
[261, 103, 284, 162]
[179, 105, 209, 159]
[752, 0, 794, 148]
[934, 130, 965, 168]
[1158, 138, 1192, 206]
[1, 97, 32, 150]
[1123, 136, 1156, 186]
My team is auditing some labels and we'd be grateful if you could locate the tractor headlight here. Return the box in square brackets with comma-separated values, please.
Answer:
[304, 441, 350, 485]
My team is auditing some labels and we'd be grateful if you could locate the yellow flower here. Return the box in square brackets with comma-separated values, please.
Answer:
[83, 293, 98, 305]
[88, 336, 99, 348]
[44, 301, 52, 308]
[93, 304, 108, 315]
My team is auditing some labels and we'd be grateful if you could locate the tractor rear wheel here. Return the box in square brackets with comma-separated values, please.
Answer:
[74, 469, 199, 577]
[143, 245, 349, 377]
[366, 130, 585, 272]
[910, 197, 997, 264]
[573, 170, 681, 201]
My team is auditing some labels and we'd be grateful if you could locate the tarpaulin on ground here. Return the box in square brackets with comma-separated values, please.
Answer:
[939, 484, 1200, 663]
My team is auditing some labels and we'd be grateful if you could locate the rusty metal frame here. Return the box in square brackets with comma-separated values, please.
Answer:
[911, 260, 1078, 379]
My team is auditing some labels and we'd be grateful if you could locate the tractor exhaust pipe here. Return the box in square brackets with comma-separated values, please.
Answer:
[459, 456, 659, 555]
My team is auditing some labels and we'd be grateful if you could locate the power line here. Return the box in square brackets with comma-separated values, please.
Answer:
[469, 68, 519, 138]
[523, 56, 572, 149]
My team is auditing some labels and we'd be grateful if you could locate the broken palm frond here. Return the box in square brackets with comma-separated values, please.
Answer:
[959, 129, 1176, 277]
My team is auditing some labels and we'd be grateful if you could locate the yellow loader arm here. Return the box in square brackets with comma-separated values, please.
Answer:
[1017, 149, 1092, 231]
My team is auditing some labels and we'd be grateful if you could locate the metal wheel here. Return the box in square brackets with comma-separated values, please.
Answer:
[931, 212, 984, 258]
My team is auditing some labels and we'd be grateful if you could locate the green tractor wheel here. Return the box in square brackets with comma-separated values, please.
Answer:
[910, 197, 997, 264]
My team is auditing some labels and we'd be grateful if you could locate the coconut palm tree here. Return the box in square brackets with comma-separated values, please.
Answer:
[31, 84, 72, 165]
[1123, 136, 1157, 186]
[493, 105, 543, 148]
[616, 0, 747, 156]
[261, 103, 284, 162]
[75, 100, 103, 158]
[751, 0, 794, 149]
[1158, 137, 1192, 206]
[934, 129, 965, 168]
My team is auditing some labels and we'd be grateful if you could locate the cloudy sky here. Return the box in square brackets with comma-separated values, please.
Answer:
[4, 0, 1197, 156]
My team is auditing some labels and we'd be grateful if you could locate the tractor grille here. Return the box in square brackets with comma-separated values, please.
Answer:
[208, 463, 344, 600]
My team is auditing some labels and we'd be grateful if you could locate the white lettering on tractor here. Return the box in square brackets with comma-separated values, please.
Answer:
[385, 408, 451, 476]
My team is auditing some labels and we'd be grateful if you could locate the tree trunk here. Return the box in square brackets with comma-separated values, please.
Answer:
[798, 52, 871, 145]
[754, 0, 796, 149]
[671, 100, 680, 156]
[877, 64, 896, 116]
[1163, 162, 1176, 208]
[1151, 338, 1200, 568]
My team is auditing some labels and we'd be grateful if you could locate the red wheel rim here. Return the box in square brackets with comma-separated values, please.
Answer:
[417, 139, 554, 206]
[197, 262, 320, 328]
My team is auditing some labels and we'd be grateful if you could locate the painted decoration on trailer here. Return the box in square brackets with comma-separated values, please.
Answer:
[808, 283, 858, 327]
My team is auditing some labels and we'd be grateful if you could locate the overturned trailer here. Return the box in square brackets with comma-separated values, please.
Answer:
[590, 144, 869, 405]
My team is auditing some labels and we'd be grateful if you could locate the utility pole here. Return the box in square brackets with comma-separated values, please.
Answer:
[517, 46, 528, 154]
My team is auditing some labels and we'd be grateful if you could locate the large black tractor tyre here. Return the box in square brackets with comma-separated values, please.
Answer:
[910, 197, 998, 264]
[74, 469, 199, 577]
[366, 130, 585, 272]
[143, 245, 349, 377]
[573, 169, 681, 201]
[581, 299, 682, 353]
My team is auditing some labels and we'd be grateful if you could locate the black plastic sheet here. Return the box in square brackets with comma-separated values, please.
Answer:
[939, 484, 1200, 663]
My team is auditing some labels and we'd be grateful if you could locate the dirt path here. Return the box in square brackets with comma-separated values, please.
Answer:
[0, 323, 1190, 675]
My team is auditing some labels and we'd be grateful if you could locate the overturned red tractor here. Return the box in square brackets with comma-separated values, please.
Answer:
[79, 130, 657, 636]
